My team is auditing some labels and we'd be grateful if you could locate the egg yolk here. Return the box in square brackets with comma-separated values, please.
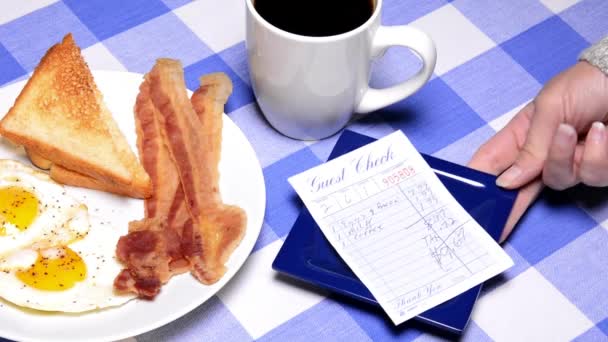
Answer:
[16, 247, 86, 291]
[0, 186, 39, 235]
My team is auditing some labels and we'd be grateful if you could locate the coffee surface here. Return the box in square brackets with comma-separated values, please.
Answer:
[254, 0, 374, 37]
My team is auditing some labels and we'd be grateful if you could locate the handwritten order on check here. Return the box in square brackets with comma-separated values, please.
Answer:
[289, 131, 513, 325]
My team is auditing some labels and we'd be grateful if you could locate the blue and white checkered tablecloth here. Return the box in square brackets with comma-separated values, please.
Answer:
[1, 0, 607, 341]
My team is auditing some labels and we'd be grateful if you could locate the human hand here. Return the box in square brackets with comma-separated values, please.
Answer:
[469, 61, 608, 242]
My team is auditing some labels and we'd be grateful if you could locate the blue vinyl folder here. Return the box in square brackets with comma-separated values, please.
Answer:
[272, 130, 518, 334]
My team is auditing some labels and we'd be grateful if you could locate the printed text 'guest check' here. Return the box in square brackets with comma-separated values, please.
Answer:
[289, 131, 513, 325]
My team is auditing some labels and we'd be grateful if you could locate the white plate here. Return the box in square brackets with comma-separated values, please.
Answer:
[0, 71, 266, 342]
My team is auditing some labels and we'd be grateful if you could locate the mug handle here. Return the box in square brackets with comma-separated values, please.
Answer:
[355, 25, 437, 114]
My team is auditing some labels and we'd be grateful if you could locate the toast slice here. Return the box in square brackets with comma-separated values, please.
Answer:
[0, 34, 151, 198]
[26, 148, 149, 198]
[50, 163, 148, 198]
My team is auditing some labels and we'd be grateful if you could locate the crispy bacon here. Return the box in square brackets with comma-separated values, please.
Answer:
[115, 60, 246, 298]
[149, 59, 221, 283]
[114, 76, 188, 297]
[192, 73, 246, 267]
[149, 61, 246, 284]
[114, 218, 174, 299]
[134, 77, 180, 218]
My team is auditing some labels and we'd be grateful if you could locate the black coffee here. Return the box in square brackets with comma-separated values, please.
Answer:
[254, 0, 374, 37]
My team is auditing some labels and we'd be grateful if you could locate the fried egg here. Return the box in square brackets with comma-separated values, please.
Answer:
[0, 215, 135, 312]
[0, 160, 135, 312]
[0, 160, 88, 257]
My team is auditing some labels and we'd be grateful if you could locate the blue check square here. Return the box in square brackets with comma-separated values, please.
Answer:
[0, 43, 26, 86]
[536, 227, 608, 323]
[370, 48, 432, 90]
[452, 0, 552, 44]
[308, 134, 342, 164]
[560, 0, 608, 45]
[501, 16, 589, 85]
[64, 0, 170, 41]
[184, 55, 254, 114]
[0, 2, 97, 71]
[433, 125, 495, 166]
[507, 190, 597, 265]
[372, 77, 486, 154]
[382, 0, 447, 25]
[338, 294, 424, 341]
[227, 104, 307, 168]
[136, 296, 252, 342]
[219, 42, 250, 86]
[252, 223, 280, 253]
[161, 0, 192, 10]
[442, 47, 540, 122]
[598, 318, 608, 337]
[263, 148, 321, 238]
[103, 12, 213, 74]
[573, 326, 608, 342]
[463, 322, 493, 342]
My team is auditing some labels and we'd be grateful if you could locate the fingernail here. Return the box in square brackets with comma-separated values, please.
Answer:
[589, 122, 605, 143]
[556, 124, 576, 146]
[496, 165, 521, 187]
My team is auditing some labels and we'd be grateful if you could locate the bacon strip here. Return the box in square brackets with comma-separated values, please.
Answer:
[148, 59, 220, 283]
[115, 60, 246, 297]
[149, 60, 246, 284]
[114, 218, 174, 299]
[134, 77, 180, 218]
[192, 73, 246, 267]
[114, 76, 188, 297]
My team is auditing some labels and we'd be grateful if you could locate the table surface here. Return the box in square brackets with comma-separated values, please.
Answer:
[0, 0, 607, 341]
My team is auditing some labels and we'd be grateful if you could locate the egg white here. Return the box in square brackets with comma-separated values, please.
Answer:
[0, 215, 135, 312]
[0, 160, 88, 257]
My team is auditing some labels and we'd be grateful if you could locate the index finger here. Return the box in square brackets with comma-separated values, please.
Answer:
[469, 102, 534, 175]
[496, 94, 565, 188]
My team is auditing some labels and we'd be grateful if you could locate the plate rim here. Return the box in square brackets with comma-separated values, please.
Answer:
[0, 70, 266, 342]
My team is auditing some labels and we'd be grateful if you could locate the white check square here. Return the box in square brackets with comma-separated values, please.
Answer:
[540, 0, 583, 13]
[472, 268, 593, 341]
[0, 0, 58, 25]
[410, 4, 495, 75]
[175, 0, 245, 52]
[217, 240, 326, 339]
[82, 43, 126, 72]
[488, 102, 529, 132]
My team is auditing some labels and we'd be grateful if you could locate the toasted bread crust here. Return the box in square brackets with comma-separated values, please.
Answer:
[27, 146, 152, 198]
[26, 148, 52, 170]
[0, 33, 151, 198]
[50, 164, 151, 199]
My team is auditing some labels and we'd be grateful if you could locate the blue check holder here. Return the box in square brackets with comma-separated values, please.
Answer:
[273, 130, 518, 335]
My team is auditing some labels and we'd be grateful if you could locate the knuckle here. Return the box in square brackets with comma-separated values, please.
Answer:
[519, 145, 545, 167]
[474, 143, 502, 173]
[535, 90, 568, 121]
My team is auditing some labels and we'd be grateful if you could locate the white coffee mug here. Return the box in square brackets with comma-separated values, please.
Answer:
[245, 0, 436, 140]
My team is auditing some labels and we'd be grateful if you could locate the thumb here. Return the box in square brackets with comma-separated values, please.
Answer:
[496, 145, 545, 189]
[497, 98, 564, 189]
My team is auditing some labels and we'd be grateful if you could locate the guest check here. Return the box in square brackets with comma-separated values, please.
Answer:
[288, 131, 514, 325]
